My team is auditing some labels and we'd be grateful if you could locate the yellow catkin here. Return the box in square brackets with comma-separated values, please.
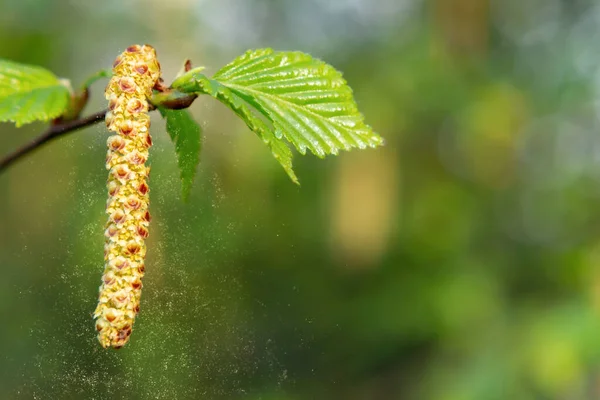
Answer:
[94, 45, 161, 349]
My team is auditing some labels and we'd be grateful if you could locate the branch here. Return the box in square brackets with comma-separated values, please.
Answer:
[0, 89, 197, 174]
[0, 109, 107, 173]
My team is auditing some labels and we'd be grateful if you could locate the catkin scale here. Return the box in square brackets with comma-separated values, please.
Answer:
[94, 45, 160, 349]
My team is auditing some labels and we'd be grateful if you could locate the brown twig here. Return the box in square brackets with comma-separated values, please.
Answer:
[0, 109, 107, 173]
[0, 88, 197, 174]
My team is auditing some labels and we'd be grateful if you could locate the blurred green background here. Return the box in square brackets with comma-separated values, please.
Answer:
[2, 0, 600, 399]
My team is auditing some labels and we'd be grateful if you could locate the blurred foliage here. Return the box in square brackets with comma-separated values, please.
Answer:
[3, 0, 600, 399]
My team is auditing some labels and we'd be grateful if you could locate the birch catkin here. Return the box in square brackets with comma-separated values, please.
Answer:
[94, 45, 161, 349]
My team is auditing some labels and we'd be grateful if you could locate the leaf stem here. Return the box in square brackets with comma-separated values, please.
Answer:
[80, 69, 112, 91]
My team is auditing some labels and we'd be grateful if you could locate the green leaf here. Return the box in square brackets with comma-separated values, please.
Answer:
[170, 78, 298, 184]
[0, 59, 71, 126]
[158, 108, 202, 201]
[171, 48, 382, 183]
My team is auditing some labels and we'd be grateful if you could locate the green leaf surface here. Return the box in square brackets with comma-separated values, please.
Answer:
[171, 48, 382, 183]
[0, 59, 71, 126]
[159, 108, 202, 201]
[171, 78, 298, 184]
